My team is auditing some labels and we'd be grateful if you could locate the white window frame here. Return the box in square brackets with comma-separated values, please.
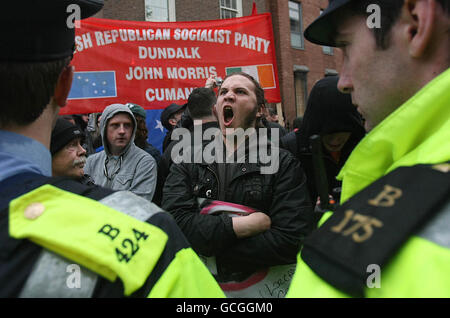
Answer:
[289, 1, 304, 49]
[219, 0, 243, 19]
[145, 0, 176, 22]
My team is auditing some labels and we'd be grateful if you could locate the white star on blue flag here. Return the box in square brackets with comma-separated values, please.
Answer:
[154, 120, 165, 132]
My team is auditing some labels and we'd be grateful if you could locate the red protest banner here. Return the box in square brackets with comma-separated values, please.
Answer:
[62, 13, 281, 115]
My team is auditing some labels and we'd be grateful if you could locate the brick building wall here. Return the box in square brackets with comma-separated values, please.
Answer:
[175, 0, 267, 21]
[243, 0, 268, 15]
[95, 0, 145, 21]
[300, 0, 343, 94]
[176, 0, 220, 21]
[269, 0, 343, 126]
[93, 0, 343, 127]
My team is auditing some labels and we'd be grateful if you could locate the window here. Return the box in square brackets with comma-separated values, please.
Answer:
[320, 10, 334, 55]
[289, 1, 304, 49]
[145, 0, 175, 22]
[322, 44, 334, 55]
[325, 69, 338, 77]
[220, 0, 242, 19]
[294, 65, 309, 116]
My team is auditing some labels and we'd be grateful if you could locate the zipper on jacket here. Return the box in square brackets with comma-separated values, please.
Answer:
[207, 166, 222, 201]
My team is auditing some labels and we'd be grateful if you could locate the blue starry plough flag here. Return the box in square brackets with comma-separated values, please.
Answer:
[68, 71, 117, 99]
[145, 108, 166, 153]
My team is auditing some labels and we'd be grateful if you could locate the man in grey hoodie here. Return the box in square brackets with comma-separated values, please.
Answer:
[85, 104, 157, 201]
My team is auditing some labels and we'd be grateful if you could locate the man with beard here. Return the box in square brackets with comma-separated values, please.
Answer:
[50, 118, 94, 185]
[162, 72, 313, 297]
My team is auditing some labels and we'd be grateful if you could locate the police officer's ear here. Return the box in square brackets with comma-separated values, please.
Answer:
[403, 0, 438, 58]
[53, 65, 75, 107]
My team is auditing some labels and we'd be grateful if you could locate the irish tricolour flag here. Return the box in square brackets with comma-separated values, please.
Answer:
[225, 64, 276, 89]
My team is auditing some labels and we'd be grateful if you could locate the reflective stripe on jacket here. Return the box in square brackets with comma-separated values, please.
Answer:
[0, 173, 224, 298]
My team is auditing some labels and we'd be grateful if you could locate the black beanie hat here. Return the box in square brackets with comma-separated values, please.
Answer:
[160, 103, 186, 130]
[50, 118, 84, 155]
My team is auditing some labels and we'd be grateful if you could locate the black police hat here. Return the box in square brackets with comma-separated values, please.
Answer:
[0, 0, 103, 61]
[304, 0, 354, 47]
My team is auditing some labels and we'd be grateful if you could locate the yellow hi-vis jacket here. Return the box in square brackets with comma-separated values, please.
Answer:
[287, 68, 450, 298]
[8, 184, 225, 298]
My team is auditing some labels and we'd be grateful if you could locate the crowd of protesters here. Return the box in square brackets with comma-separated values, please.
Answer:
[48, 72, 365, 297]
[1, 0, 448, 299]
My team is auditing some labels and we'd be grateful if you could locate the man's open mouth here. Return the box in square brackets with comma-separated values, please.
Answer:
[223, 106, 234, 126]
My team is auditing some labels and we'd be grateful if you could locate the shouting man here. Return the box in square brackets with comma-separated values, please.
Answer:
[162, 73, 313, 297]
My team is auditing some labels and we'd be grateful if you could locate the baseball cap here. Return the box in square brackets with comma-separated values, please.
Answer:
[51, 118, 84, 155]
[160, 103, 186, 130]
[0, 0, 103, 61]
[304, 0, 354, 47]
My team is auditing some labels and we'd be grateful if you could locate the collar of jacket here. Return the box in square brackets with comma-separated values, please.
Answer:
[337, 68, 450, 203]
[107, 142, 138, 161]
[197, 148, 263, 176]
[196, 131, 275, 174]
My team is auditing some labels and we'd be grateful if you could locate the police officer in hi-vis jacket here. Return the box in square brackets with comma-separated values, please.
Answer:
[0, 0, 224, 298]
[287, 0, 450, 298]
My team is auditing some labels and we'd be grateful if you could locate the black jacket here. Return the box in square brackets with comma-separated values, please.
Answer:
[261, 117, 287, 141]
[284, 76, 365, 204]
[161, 135, 313, 277]
[142, 142, 162, 164]
[153, 121, 219, 206]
